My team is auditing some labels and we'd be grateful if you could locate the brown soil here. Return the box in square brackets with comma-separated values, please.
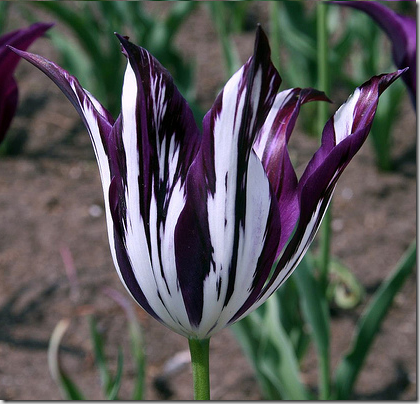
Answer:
[0, 3, 416, 401]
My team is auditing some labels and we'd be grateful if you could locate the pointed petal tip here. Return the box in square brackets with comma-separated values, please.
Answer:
[115, 33, 131, 46]
[6, 45, 27, 57]
[377, 68, 408, 95]
[114, 33, 134, 59]
[254, 24, 270, 54]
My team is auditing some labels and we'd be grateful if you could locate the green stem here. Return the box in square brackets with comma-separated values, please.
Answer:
[269, 1, 281, 72]
[317, 2, 331, 400]
[317, 0, 331, 294]
[188, 338, 210, 400]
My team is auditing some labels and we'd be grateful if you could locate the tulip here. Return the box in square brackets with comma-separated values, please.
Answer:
[333, 1, 416, 107]
[0, 22, 53, 144]
[10, 25, 405, 338]
[9, 26, 404, 398]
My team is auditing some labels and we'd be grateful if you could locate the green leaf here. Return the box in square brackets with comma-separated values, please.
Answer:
[48, 319, 86, 400]
[334, 240, 416, 399]
[260, 297, 311, 400]
[294, 254, 330, 359]
[103, 288, 146, 400]
[293, 254, 331, 399]
[107, 348, 124, 400]
[129, 314, 146, 400]
[165, 1, 198, 35]
[327, 259, 365, 309]
[206, 2, 241, 78]
[89, 316, 111, 396]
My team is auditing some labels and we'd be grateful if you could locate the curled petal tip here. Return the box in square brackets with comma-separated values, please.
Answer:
[300, 88, 333, 104]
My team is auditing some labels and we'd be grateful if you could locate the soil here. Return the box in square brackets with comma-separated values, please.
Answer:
[0, 2, 416, 401]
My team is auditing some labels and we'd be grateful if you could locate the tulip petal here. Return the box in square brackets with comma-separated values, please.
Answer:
[333, 1, 416, 106]
[107, 35, 201, 336]
[254, 88, 330, 252]
[1, 23, 53, 80]
[7, 47, 115, 199]
[0, 23, 53, 142]
[235, 70, 405, 320]
[0, 77, 18, 144]
[175, 26, 282, 337]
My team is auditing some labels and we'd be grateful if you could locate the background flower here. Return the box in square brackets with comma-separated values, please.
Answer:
[0, 22, 53, 144]
[334, 1, 416, 107]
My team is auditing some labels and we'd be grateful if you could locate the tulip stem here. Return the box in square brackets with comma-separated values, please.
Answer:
[317, 0, 331, 295]
[188, 338, 210, 400]
[317, 2, 331, 401]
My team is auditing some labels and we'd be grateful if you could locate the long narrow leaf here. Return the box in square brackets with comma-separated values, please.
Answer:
[207, 2, 241, 79]
[294, 254, 330, 359]
[48, 319, 85, 400]
[89, 316, 111, 395]
[107, 348, 124, 400]
[104, 288, 146, 400]
[260, 297, 311, 400]
[293, 253, 331, 399]
[165, 1, 197, 35]
[334, 240, 416, 399]
[31, 2, 100, 62]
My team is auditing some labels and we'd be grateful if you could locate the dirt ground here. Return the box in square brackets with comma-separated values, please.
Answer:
[0, 3, 416, 401]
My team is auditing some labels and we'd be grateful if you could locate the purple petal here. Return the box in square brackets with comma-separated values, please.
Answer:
[1, 23, 53, 81]
[0, 23, 53, 142]
[174, 26, 282, 337]
[0, 77, 18, 144]
[254, 87, 331, 252]
[334, 1, 416, 106]
[235, 70, 405, 320]
[106, 35, 201, 336]
[7, 47, 115, 208]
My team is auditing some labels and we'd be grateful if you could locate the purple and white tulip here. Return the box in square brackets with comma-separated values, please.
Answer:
[334, 1, 416, 107]
[0, 22, 53, 144]
[9, 27, 405, 339]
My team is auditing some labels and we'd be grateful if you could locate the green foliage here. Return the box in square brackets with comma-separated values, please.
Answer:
[268, 1, 414, 170]
[234, 241, 416, 400]
[232, 290, 311, 400]
[24, 1, 200, 120]
[48, 307, 146, 400]
[333, 240, 416, 399]
[0, 1, 9, 34]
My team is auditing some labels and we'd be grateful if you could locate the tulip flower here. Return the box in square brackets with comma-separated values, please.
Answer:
[0, 22, 53, 144]
[334, 1, 416, 107]
[9, 26, 404, 399]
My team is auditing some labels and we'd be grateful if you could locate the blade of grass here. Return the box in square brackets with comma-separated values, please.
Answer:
[293, 253, 331, 399]
[48, 319, 85, 400]
[334, 239, 416, 399]
[207, 2, 241, 79]
[104, 287, 146, 400]
[89, 316, 111, 395]
[260, 297, 311, 400]
[107, 348, 124, 400]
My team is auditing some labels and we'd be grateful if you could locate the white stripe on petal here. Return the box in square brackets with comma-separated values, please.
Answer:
[254, 89, 293, 160]
[119, 62, 180, 331]
[206, 68, 246, 283]
[234, 182, 335, 323]
[333, 87, 361, 145]
[201, 152, 273, 338]
[118, 61, 192, 336]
